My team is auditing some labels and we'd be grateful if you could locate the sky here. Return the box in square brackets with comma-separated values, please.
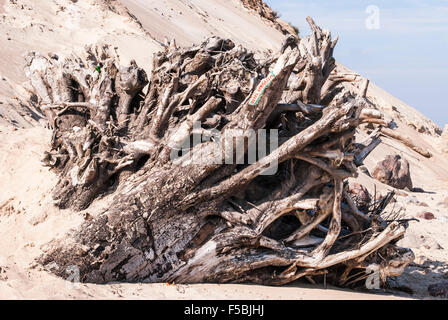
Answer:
[265, 0, 448, 128]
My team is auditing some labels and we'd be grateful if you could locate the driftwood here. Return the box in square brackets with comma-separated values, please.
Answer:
[380, 127, 432, 158]
[355, 94, 431, 159]
[26, 18, 413, 287]
[354, 129, 382, 166]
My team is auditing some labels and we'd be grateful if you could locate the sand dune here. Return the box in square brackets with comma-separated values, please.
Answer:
[0, 0, 447, 300]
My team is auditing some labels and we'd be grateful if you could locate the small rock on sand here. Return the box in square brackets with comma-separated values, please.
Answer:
[371, 154, 413, 190]
[417, 202, 429, 207]
[416, 212, 435, 220]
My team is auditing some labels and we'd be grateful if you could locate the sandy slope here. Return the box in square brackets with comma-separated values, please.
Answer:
[0, 0, 161, 128]
[0, 0, 285, 128]
[0, 0, 447, 299]
[121, 0, 284, 52]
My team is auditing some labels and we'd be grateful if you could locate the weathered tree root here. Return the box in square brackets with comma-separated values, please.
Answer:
[27, 18, 413, 287]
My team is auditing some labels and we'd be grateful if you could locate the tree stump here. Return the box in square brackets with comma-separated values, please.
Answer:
[26, 18, 414, 287]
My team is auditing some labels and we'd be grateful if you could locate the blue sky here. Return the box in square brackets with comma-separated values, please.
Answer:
[265, 0, 448, 128]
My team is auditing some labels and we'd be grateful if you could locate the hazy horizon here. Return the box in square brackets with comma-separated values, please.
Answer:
[265, 0, 448, 129]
